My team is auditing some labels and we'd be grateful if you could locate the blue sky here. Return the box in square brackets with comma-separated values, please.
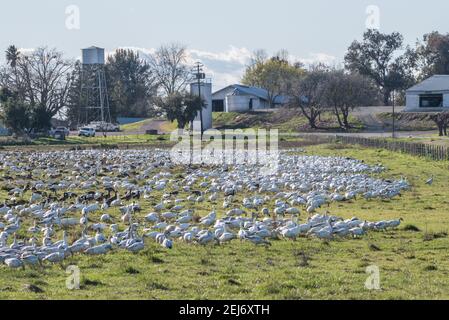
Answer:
[1, 0, 449, 88]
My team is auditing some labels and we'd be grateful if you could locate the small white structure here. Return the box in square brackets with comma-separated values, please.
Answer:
[405, 75, 449, 112]
[191, 82, 213, 131]
[212, 84, 289, 113]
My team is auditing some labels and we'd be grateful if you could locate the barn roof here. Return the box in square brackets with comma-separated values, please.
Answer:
[212, 84, 289, 104]
[407, 75, 449, 93]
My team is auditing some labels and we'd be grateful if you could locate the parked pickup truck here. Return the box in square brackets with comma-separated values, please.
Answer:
[89, 121, 120, 132]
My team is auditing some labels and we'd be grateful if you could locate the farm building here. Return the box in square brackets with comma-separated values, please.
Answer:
[212, 84, 290, 113]
[405, 75, 449, 112]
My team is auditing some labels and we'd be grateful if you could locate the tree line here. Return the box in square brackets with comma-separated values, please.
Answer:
[242, 30, 449, 130]
[2, 29, 449, 135]
[0, 43, 203, 135]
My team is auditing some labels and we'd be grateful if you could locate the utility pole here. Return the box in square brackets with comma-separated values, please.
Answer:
[193, 62, 205, 137]
[392, 90, 396, 139]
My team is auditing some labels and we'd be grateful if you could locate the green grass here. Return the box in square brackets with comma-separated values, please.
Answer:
[382, 135, 449, 147]
[120, 119, 155, 133]
[377, 112, 437, 131]
[213, 110, 364, 133]
[0, 134, 172, 148]
[1, 143, 449, 299]
[121, 119, 178, 133]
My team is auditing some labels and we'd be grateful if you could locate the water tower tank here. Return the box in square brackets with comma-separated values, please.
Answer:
[82, 46, 105, 65]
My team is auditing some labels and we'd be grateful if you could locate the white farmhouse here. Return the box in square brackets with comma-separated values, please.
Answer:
[405, 75, 449, 112]
[212, 84, 289, 112]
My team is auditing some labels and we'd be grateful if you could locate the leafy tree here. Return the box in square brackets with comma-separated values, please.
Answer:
[0, 46, 73, 131]
[414, 31, 449, 79]
[155, 92, 205, 129]
[106, 49, 158, 118]
[5, 45, 20, 69]
[0, 88, 30, 135]
[242, 51, 305, 107]
[345, 30, 414, 105]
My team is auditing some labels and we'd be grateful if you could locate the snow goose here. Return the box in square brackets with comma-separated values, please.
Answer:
[85, 244, 112, 255]
[145, 212, 159, 223]
[350, 227, 365, 237]
[43, 251, 65, 264]
[245, 235, 271, 246]
[162, 238, 173, 249]
[127, 241, 145, 253]
[386, 218, 403, 229]
[5, 258, 24, 269]
[196, 231, 215, 245]
[100, 214, 112, 223]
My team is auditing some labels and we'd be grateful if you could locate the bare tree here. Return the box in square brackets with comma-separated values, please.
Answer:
[149, 43, 191, 95]
[430, 112, 449, 136]
[324, 70, 378, 130]
[289, 66, 329, 129]
[0, 47, 73, 130]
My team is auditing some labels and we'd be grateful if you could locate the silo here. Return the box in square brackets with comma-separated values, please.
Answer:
[191, 82, 213, 132]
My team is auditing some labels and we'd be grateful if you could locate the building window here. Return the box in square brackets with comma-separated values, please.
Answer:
[212, 100, 224, 112]
[420, 94, 443, 108]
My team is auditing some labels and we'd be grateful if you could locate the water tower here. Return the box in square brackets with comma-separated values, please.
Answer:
[78, 46, 112, 127]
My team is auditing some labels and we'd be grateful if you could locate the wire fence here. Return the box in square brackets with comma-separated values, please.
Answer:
[301, 134, 449, 161]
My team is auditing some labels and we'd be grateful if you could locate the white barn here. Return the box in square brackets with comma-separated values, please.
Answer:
[212, 84, 289, 113]
[405, 75, 449, 112]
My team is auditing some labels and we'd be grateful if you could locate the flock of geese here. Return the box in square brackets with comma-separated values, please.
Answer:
[0, 149, 409, 269]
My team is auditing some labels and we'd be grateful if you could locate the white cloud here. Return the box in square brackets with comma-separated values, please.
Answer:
[17, 48, 35, 55]
[300, 52, 338, 66]
[105, 46, 338, 90]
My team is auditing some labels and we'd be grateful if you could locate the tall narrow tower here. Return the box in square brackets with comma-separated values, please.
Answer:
[78, 46, 112, 127]
[191, 62, 213, 133]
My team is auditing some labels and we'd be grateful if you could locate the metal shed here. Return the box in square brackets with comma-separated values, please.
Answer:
[405, 75, 449, 112]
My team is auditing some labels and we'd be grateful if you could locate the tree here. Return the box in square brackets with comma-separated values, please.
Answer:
[414, 31, 449, 79]
[324, 70, 379, 130]
[0, 88, 30, 135]
[0, 46, 73, 131]
[242, 51, 305, 107]
[106, 49, 158, 118]
[155, 92, 205, 129]
[150, 43, 191, 96]
[430, 112, 449, 136]
[5, 45, 20, 69]
[289, 66, 329, 129]
[345, 30, 414, 105]
[64, 61, 83, 128]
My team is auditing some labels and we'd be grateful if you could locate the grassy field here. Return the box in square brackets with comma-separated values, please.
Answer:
[374, 135, 449, 148]
[0, 134, 172, 149]
[121, 119, 178, 133]
[377, 112, 437, 131]
[118, 110, 364, 136]
[213, 110, 363, 133]
[1, 142, 449, 300]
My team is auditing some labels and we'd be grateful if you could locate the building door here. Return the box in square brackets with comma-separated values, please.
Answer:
[249, 98, 253, 110]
